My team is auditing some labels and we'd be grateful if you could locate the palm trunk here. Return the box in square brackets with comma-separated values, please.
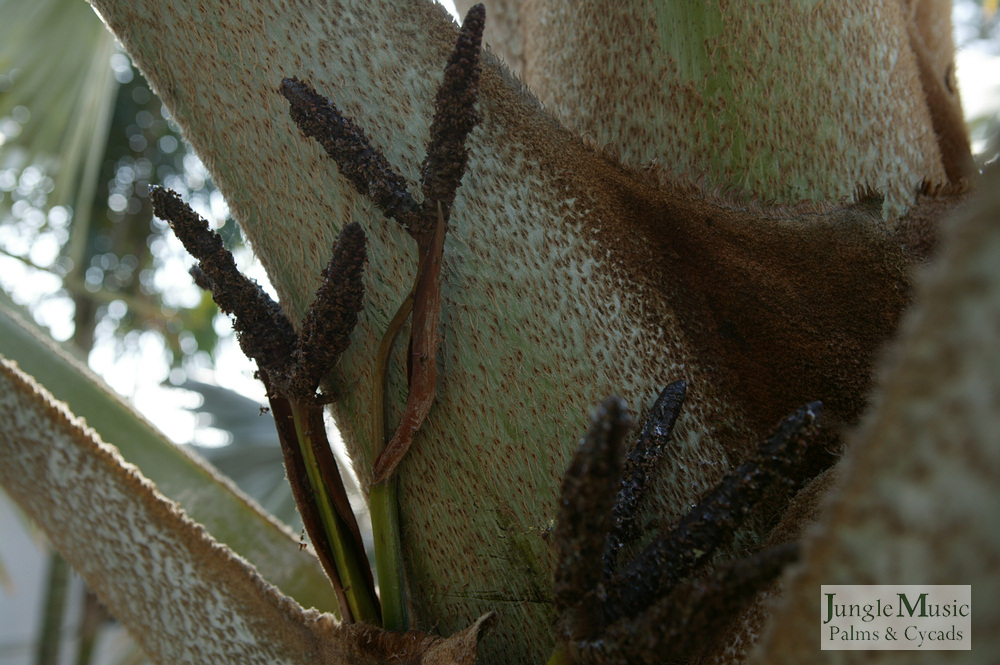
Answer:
[1, 0, 986, 662]
[459, 0, 972, 214]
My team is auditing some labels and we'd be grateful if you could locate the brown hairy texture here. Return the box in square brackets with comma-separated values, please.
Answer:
[903, 0, 976, 185]
[750, 153, 1000, 665]
[85, 0, 983, 660]
[563, 159, 913, 435]
[894, 181, 974, 264]
[552, 397, 633, 641]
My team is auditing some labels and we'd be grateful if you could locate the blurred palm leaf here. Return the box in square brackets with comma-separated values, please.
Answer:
[0, 0, 118, 228]
[0, 298, 339, 612]
[0, 541, 12, 595]
[180, 379, 302, 529]
[1, 0, 224, 367]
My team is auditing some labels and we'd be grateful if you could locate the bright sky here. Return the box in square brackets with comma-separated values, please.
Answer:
[440, 0, 459, 20]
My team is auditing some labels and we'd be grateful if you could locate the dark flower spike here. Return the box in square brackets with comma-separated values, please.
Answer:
[153, 186, 379, 623]
[279, 4, 484, 485]
[580, 543, 800, 665]
[279, 77, 420, 229]
[286, 221, 368, 398]
[553, 397, 634, 643]
[149, 186, 297, 374]
[605, 380, 687, 574]
[188, 264, 213, 292]
[417, 2, 485, 234]
[273, 5, 486, 630]
[371, 4, 484, 482]
[548, 395, 822, 663]
[601, 401, 822, 624]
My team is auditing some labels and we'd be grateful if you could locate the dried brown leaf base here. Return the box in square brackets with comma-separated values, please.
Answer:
[552, 386, 823, 664]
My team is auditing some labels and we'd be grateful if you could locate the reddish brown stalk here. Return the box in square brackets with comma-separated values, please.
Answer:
[371, 206, 446, 484]
[152, 186, 377, 623]
[369, 5, 484, 482]
[266, 391, 354, 620]
[298, 398, 371, 575]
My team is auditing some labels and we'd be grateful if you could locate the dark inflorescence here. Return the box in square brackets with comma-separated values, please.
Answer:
[605, 380, 687, 575]
[553, 385, 824, 664]
[278, 77, 420, 229]
[419, 3, 485, 232]
[149, 186, 367, 401]
[149, 186, 298, 376]
[280, 4, 485, 241]
[287, 221, 368, 398]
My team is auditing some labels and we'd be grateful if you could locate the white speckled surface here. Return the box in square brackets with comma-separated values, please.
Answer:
[0, 359, 335, 663]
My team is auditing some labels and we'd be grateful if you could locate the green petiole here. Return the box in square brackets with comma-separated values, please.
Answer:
[290, 400, 381, 625]
[370, 288, 415, 631]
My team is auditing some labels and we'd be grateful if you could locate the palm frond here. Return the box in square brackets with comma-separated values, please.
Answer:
[0, 0, 118, 220]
